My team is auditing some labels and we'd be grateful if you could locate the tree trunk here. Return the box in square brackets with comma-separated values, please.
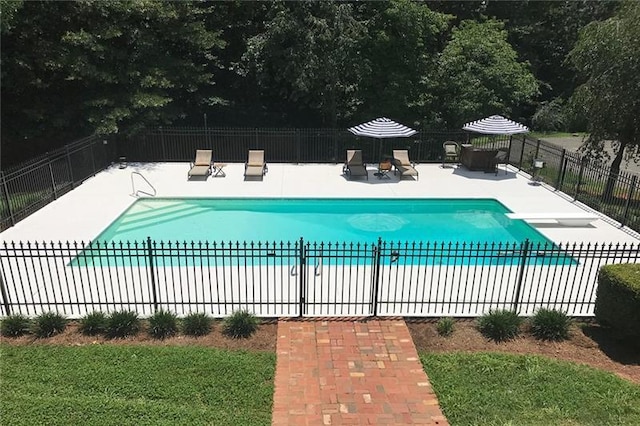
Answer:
[602, 140, 627, 202]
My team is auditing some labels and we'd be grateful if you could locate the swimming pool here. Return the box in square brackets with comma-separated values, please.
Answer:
[93, 197, 551, 244]
[73, 198, 570, 266]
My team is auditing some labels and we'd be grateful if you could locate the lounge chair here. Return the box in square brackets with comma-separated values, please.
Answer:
[492, 148, 509, 175]
[343, 149, 368, 180]
[188, 149, 213, 178]
[442, 141, 460, 168]
[244, 150, 268, 179]
[391, 150, 419, 180]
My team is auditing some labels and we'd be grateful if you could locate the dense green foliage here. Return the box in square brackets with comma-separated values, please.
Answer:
[0, 345, 276, 426]
[0, 0, 640, 178]
[2, 0, 632, 169]
[421, 352, 640, 425]
[222, 310, 260, 338]
[0, 314, 31, 337]
[79, 311, 108, 336]
[568, 0, 640, 198]
[436, 19, 538, 128]
[595, 263, 640, 337]
[147, 310, 179, 339]
[182, 312, 213, 336]
[477, 309, 523, 342]
[31, 312, 67, 338]
[106, 310, 140, 338]
[436, 317, 455, 337]
[529, 308, 572, 341]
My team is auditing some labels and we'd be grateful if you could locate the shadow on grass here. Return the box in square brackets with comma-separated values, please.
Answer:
[580, 324, 640, 366]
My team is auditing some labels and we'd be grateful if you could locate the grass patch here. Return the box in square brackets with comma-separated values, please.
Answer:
[530, 131, 588, 139]
[0, 345, 275, 426]
[420, 352, 640, 426]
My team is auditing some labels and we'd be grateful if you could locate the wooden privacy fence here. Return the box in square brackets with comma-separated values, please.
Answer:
[1, 238, 637, 318]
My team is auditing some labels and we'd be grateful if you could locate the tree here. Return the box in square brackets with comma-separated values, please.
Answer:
[1, 1, 225, 164]
[568, 0, 640, 199]
[435, 20, 539, 128]
[357, 0, 450, 126]
[242, 0, 367, 127]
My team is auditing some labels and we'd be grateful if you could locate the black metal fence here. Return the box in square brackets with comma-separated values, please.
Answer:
[2, 127, 640, 234]
[0, 135, 116, 231]
[114, 127, 501, 164]
[508, 136, 640, 231]
[1, 238, 637, 318]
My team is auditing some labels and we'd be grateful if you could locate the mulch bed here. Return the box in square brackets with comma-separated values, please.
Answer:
[407, 318, 640, 384]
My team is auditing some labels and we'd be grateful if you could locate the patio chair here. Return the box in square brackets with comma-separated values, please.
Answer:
[188, 149, 213, 178]
[492, 148, 509, 175]
[343, 149, 368, 180]
[391, 150, 419, 180]
[442, 141, 460, 168]
[244, 149, 268, 180]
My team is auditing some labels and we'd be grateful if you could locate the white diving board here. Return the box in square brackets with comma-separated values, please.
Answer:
[506, 212, 600, 227]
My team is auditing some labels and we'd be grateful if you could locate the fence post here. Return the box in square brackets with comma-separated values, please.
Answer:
[0, 271, 12, 316]
[621, 175, 638, 227]
[371, 238, 382, 317]
[159, 127, 167, 160]
[574, 158, 586, 200]
[48, 160, 58, 200]
[513, 239, 530, 313]
[298, 237, 305, 318]
[296, 129, 301, 164]
[555, 149, 566, 190]
[518, 135, 526, 169]
[89, 141, 97, 176]
[146, 236, 159, 313]
[65, 145, 76, 187]
[1, 171, 15, 226]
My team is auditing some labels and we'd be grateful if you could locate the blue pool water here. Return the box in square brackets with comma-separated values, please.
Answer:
[93, 197, 550, 245]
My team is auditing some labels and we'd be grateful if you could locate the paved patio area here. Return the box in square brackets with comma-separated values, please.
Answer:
[1, 161, 637, 245]
[272, 318, 448, 426]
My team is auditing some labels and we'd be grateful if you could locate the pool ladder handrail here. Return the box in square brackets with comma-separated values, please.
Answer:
[290, 259, 322, 276]
[131, 171, 157, 197]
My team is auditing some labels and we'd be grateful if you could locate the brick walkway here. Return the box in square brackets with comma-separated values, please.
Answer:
[272, 319, 448, 425]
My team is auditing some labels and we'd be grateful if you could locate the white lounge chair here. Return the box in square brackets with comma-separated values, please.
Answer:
[392, 149, 418, 180]
[244, 150, 268, 180]
[188, 149, 213, 178]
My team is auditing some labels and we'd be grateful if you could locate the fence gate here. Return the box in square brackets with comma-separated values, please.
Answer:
[301, 241, 378, 317]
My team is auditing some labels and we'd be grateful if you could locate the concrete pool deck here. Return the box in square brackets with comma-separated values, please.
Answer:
[1, 162, 638, 245]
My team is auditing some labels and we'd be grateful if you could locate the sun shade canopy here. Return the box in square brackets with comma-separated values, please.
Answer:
[348, 117, 418, 139]
[462, 115, 529, 135]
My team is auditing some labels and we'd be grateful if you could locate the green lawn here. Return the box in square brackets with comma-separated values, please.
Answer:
[530, 131, 588, 139]
[0, 345, 276, 426]
[421, 352, 640, 426]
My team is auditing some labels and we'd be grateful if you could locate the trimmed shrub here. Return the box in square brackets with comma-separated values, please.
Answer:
[595, 264, 640, 337]
[436, 317, 455, 337]
[106, 310, 140, 338]
[32, 312, 67, 338]
[530, 308, 571, 341]
[148, 310, 178, 339]
[1, 314, 31, 337]
[79, 312, 108, 336]
[182, 313, 213, 337]
[222, 310, 259, 338]
[477, 310, 523, 342]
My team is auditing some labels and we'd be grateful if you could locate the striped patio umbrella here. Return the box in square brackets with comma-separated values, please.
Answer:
[348, 117, 417, 159]
[462, 115, 529, 135]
